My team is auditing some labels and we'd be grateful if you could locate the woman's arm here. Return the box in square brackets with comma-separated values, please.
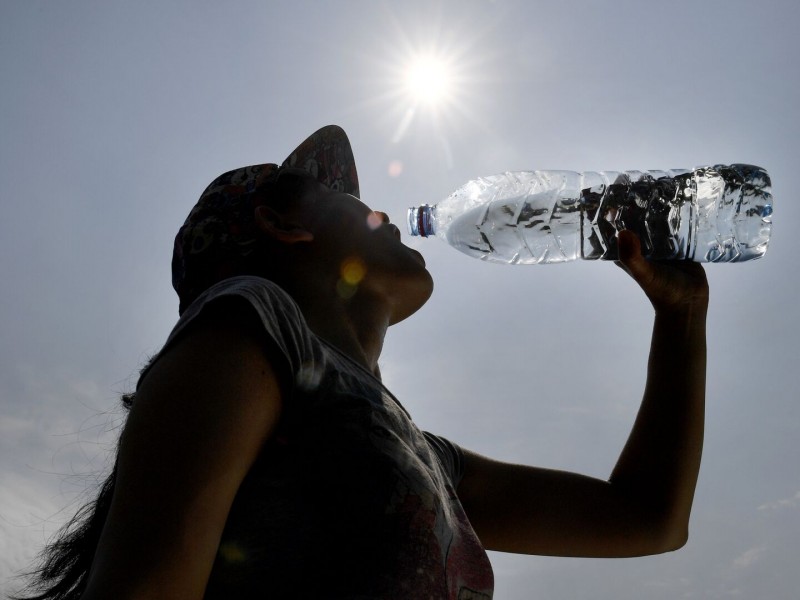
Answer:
[457, 231, 708, 557]
[80, 299, 284, 599]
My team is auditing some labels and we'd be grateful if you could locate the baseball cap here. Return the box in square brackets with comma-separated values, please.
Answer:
[172, 125, 360, 313]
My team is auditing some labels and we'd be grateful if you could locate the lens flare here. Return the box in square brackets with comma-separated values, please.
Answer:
[337, 257, 367, 299]
[341, 257, 366, 285]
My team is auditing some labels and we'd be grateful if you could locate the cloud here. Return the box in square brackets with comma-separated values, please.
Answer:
[757, 491, 800, 512]
[0, 364, 124, 593]
[0, 471, 71, 594]
[732, 545, 766, 569]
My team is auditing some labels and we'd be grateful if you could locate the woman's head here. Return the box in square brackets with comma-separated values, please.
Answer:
[172, 124, 433, 323]
[172, 125, 359, 314]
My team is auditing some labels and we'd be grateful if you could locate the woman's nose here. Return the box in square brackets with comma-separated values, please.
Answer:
[373, 211, 390, 224]
[367, 210, 391, 231]
[369, 211, 400, 239]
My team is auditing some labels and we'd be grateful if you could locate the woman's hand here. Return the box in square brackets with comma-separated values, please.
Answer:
[615, 230, 709, 315]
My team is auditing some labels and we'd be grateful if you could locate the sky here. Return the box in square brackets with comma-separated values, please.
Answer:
[1, 0, 798, 597]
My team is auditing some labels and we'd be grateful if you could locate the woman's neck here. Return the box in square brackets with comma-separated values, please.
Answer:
[293, 284, 391, 378]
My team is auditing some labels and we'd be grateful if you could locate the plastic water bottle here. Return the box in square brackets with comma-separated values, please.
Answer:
[407, 164, 772, 263]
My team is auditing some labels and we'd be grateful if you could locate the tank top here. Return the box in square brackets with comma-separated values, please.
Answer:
[142, 276, 494, 599]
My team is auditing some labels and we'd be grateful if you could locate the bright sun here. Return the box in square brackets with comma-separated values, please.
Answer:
[404, 55, 452, 106]
[380, 31, 487, 147]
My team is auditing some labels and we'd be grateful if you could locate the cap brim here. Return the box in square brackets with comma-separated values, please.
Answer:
[281, 124, 360, 199]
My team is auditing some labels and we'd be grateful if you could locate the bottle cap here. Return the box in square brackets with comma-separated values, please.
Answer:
[407, 205, 434, 237]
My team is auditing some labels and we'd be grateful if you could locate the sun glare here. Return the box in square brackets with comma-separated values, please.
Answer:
[364, 12, 498, 151]
[404, 56, 452, 105]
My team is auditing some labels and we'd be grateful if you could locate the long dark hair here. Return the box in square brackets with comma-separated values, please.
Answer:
[12, 390, 139, 599]
[13, 169, 313, 599]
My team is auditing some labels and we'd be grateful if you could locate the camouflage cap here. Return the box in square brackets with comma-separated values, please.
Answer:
[172, 125, 359, 313]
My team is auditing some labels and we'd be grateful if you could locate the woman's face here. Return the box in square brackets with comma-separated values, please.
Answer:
[298, 189, 434, 324]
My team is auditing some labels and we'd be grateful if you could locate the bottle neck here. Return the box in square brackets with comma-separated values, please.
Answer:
[407, 204, 435, 237]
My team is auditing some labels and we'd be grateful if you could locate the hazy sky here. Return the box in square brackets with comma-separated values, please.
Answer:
[2, 1, 798, 598]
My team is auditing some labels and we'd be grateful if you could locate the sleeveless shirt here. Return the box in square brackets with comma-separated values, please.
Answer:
[143, 276, 494, 599]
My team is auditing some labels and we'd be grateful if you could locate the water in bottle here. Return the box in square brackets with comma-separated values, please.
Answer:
[407, 164, 772, 264]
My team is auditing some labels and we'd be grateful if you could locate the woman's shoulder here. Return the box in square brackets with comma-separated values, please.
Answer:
[138, 276, 313, 392]
[175, 276, 307, 342]
[193, 275, 299, 313]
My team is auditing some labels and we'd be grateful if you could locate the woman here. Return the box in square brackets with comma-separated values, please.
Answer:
[20, 125, 708, 599]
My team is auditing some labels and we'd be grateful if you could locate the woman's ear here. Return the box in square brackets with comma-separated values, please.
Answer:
[255, 205, 314, 244]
